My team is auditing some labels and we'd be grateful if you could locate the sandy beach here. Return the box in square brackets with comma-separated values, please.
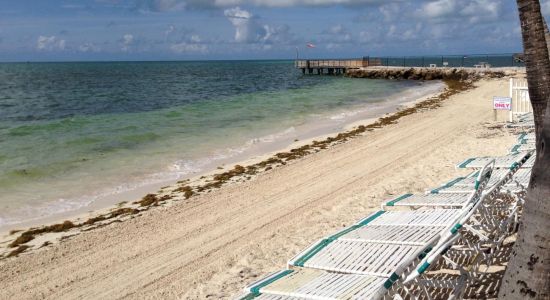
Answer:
[0, 76, 518, 299]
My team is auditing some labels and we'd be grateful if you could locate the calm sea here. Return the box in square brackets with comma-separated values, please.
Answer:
[0, 60, 443, 228]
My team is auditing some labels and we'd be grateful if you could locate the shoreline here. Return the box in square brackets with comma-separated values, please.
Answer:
[0, 80, 444, 236]
[0, 75, 520, 299]
[0, 78, 477, 257]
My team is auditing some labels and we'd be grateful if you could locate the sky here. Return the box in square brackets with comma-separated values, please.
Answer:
[0, 0, 548, 62]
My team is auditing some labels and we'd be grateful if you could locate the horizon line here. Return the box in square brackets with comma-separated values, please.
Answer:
[0, 52, 524, 64]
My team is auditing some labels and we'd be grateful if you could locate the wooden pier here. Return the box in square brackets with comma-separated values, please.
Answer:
[295, 58, 380, 75]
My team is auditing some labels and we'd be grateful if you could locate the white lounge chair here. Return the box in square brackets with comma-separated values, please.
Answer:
[456, 152, 531, 169]
[510, 142, 536, 153]
[517, 132, 536, 142]
[507, 113, 535, 129]
[241, 209, 463, 300]
[384, 161, 494, 209]
[431, 168, 515, 195]
[239, 268, 389, 300]
[238, 152, 526, 300]
[504, 168, 531, 193]
[382, 193, 474, 209]
[401, 174, 519, 299]
[522, 154, 536, 168]
[287, 210, 460, 274]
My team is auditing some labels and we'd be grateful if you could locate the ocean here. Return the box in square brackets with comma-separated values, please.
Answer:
[0, 60, 444, 229]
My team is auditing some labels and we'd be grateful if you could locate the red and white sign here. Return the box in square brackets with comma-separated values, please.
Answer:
[493, 96, 512, 110]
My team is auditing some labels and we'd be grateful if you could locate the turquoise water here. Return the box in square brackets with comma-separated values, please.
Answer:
[0, 61, 440, 227]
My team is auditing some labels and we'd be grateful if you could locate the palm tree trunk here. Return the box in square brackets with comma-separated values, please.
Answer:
[516, 0, 550, 135]
[499, 1, 550, 299]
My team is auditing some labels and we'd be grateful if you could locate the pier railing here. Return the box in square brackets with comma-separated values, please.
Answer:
[364, 53, 524, 68]
[295, 54, 524, 71]
[295, 59, 368, 68]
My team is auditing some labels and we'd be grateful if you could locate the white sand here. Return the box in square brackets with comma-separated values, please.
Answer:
[0, 77, 517, 299]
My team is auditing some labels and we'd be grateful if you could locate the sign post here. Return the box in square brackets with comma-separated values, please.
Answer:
[493, 96, 512, 121]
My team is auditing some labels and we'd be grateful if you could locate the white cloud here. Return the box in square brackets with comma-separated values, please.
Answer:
[224, 7, 266, 43]
[419, 0, 501, 24]
[169, 32, 208, 54]
[325, 42, 342, 51]
[190, 35, 201, 43]
[164, 24, 176, 38]
[321, 24, 352, 43]
[36, 36, 66, 51]
[379, 3, 400, 22]
[422, 0, 455, 18]
[358, 30, 378, 43]
[461, 0, 500, 23]
[121, 34, 135, 51]
[79, 43, 101, 52]
[224, 7, 297, 46]
[138, 0, 400, 11]
[138, 0, 186, 12]
[211, 0, 396, 8]
[325, 24, 346, 35]
[170, 42, 208, 53]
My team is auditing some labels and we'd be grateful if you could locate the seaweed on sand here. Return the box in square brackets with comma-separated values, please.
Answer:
[6, 245, 30, 258]
[8, 220, 75, 248]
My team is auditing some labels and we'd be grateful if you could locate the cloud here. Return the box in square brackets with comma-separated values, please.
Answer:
[136, 0, 401, 11]
[224, 7, 266, 43]
[163, 24, 195, 43]
[378, 3, 400, 22]
[170, 42, 208, 53]
[163, 25, 208, 54]
[418, 0, 501, 24]
[263, 24, 295, 45]
[136, 0, 186, 12]
[79, 43, 101, 52]
[321, 24, 352, 43]
[323, 24, 346, 35]
[224, 7, 296, 45]
[120, 34, 135, 51]
[422, 0, 455, 18]
[36, 36, 66, 51]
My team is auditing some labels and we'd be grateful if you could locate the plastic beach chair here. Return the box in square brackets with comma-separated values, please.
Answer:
[240, 209, 463, 300]
[382, 161, 494, 209]
[287, 210, 461, 275]
[238, 268, 388, 300]
[510, 142, 536, 153]
[522, 154, 536, 168]
[456, 151, 531, 169]
[517, 132, 536, 142]
[400, 172, 520, 299]
[430, 166, 516, 195]
[507, 113, 535, 129]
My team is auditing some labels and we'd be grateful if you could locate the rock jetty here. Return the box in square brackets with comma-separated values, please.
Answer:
[346, 67, 506, 81]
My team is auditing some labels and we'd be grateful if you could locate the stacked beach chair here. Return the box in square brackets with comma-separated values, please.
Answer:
[505, 113, 535, 197]
[237, 130, 535, 299]
[507, 112, 535, 130]
[510, 132, 536, 154]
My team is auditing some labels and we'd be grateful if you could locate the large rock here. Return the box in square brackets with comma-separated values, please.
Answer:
[346, 67, 504, 81]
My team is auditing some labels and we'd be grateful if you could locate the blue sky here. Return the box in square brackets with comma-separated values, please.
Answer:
[0, 0, 547, 61]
